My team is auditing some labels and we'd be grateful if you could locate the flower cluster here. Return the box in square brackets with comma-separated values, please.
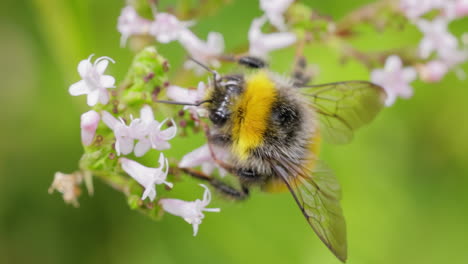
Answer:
[370, 0, 468, 106]
[118, 6, 223, 73]
[62, 49, 221, 235]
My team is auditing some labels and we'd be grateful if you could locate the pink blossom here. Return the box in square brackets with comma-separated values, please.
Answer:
[248, 16, 296, 58]
[416, 18, 458, 59]
[159, 184, 220, 236]
[179, 144, 230, 177]
[417, 60, 449, 82]
[69, 55, 116, 106]
[117, 6, 152, 47]
[150, 13, 193, 43]
[80, 110, 100, 146]
[101, 111, 134, 155]
[370, 55, 417, 106]
[455, 0, 468, 16]
[260, 0, 294, 31]
[120, 154, 172, 201]
[178, 29, 225, 74]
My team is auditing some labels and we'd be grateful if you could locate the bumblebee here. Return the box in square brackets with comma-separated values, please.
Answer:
[162, 56, 386, 262]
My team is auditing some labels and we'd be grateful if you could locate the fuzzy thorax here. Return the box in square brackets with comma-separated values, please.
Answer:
[231, 71, 277, 160]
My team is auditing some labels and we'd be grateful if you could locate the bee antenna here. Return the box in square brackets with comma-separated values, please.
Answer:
[154, 99, 212, 106]
[187, 56, 221, 85]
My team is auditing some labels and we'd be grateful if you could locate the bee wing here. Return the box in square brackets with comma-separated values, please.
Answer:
[272, 159, 347, 262]
[301, 81, 386, 144]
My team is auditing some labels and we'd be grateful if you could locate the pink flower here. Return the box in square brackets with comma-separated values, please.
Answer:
[130, 105, 177, 157]
[150, 13, 193, 43]
[417, 18, 458, 59]
[159, 184, 220, 236]
[120, 153, 172, 201]
[117, 6, 152, 47]
[455, 0, 468, 17]
[80, 110, 100, 146]
[167, 82, 208, 119]
[260, 0, 294, 31]
[417, 60, 449, 82]
[69, 55, 116, 106]
[178, 29, 225, 74]
[248, 16, 296, 58]
[179, 144, 230, 177]
[102, 111, 134, 155]
[118, 6, 192, 46]
[370, 55, 417, 106]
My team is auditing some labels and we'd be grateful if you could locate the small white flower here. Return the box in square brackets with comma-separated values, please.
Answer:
[416, 18, 458, 59]
[80, 110, 100, 146]
[178, 29, 225, 74]
[120, 153, 172, 202]
[150, 12, 193, 43]
[179, 144, 230, 177]
[102, 111, 134, 155]
[117, 6, 153, 47]
[260, 0, 294, 31]
[130, 105, 177, 157]
[167, 82, 208, 119]
[69, 55, 116, 106]
[159, 184, 220, 236]
[248, 16, 296, 58]
[370, 55, 417, 106]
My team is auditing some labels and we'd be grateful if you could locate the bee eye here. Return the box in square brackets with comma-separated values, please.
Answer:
[209, 110, 229, 126]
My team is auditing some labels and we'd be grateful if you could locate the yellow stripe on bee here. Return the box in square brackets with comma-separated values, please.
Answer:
[232, 71, 277, 160]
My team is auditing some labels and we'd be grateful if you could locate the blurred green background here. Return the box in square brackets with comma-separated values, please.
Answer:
[1, 0, 468, 263]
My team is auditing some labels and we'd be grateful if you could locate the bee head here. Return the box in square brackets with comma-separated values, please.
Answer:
[207, 74, 245, 126]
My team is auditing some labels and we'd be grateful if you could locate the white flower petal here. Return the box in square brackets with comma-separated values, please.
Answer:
[179, 144, 212, 168]
[159, 125, 177, 141]
[78, 57, 92, 77]
[134, 140, 152, 157]
[101, 111, 119, 130]
[118, 137, 134, 155]
[100, 75, 115, 88]
[69, 80, 89, 96]
[167, 85, 198, 103]
[98, 89, 110, 105]
[140, 105, 155, 124]
[142, 186, 156, 201]
[87, 90, 100, 106]
[96, 60, 109, 74]
[385, 55, 402, 71]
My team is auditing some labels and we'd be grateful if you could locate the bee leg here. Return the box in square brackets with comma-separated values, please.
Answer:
[292, 56, 314, 87]
[236, 168, 269, 186]
[238, 56, 267, 69]
[180, 168, 249, 200]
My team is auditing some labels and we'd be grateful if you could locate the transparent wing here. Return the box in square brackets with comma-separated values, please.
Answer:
[272, 160, 347, 262]
[301, 81, 386, 144]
